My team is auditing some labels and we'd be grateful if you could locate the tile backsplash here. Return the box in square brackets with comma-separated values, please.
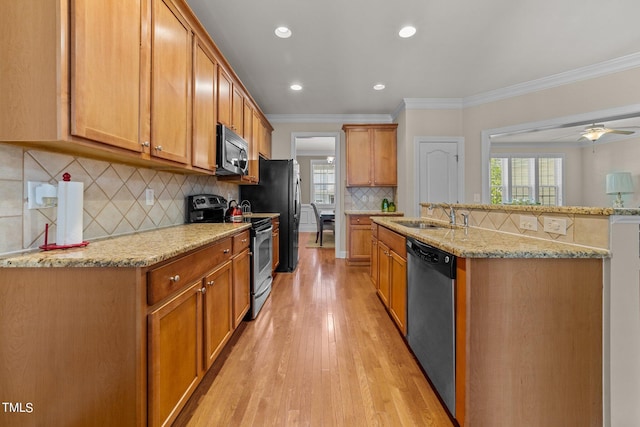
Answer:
[344, 187, 395, 211]
[0, 144, 239, 255]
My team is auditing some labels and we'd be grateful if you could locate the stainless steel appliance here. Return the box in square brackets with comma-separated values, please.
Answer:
[185, 194, 273, 319]
[215, 124, 248, 176]
[406, 238, 457, 417]
[240, 158, 301, 272]
[185, 194, 226, 223]
[248, 217, 273, 319]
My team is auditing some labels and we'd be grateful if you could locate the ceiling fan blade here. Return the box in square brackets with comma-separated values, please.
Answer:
[606, 129, 635, 135]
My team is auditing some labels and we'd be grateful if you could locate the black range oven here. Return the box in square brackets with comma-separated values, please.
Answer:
[186, 195, 273, 319]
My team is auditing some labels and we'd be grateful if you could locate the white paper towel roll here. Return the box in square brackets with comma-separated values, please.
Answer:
[56, 180, 84, 245]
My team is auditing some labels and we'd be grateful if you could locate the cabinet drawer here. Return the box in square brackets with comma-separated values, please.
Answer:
[378, 226, 406, 258]
[350, 215, 371, 226]
[148, 238, 232, 305]
[232, 230, 250, 254]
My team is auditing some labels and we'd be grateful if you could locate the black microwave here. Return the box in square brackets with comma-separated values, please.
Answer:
[215, 124, 249, 176]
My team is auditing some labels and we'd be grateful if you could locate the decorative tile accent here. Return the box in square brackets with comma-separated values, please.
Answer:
[0, 145, 239, 255]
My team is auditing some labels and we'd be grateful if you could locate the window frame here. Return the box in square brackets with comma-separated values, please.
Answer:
[309, 159, 336, 208]
[490, 153, 565, 206]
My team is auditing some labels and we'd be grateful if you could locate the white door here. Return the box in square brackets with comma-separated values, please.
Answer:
[418, 142, 459, 213]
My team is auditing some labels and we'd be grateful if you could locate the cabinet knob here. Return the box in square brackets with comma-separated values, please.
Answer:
[223, 248, 230, 254]
[207, 280, 215, 286]
[198, 287, 207, 294]
[155, 145, 163, 151]
[170, 275, 180, 282]
[142, 141, 150, 147]
[241, 238, 247, 243]
[356, 218, 360, 222]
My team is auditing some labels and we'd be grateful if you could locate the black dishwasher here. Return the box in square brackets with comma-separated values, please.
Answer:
[406, 238, 456, 417]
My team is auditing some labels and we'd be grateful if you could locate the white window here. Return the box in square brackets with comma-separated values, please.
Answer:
[490, 154, 564, 206]
[310, 160, 335, 206]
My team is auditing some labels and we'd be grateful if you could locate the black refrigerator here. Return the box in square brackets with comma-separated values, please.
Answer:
[241, 157, 301, 272]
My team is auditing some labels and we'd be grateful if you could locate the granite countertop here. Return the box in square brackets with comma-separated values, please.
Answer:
[345, 210, 404, 215]
[373, 217, 610, 259]
[0, 223, 251, 268]
[243, 212, 280, 219]
[421, 202, 640, 216]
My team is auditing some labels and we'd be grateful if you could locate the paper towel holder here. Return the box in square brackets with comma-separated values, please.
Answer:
[39, 223, 89, 251]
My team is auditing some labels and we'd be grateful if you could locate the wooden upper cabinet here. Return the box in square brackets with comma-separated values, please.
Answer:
[217, 67, 233, 128]
[71, 0, 147, 153]
[150, 0, 192, 164]
[192, 39, 216, 172]
[232, 86, 244, 135]
[343, 124, 398, 187]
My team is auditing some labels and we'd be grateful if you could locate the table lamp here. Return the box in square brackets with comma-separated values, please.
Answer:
[606, 172, 634, 208]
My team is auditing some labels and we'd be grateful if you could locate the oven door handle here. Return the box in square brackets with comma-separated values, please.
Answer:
[255, 225, 273, 236]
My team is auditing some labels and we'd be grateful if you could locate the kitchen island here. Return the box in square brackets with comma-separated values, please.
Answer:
[372, 206, 609, 427]
[0, 222, 251, 427]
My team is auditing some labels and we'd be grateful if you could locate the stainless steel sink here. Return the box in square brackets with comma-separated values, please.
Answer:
[394, 221, 447, 229]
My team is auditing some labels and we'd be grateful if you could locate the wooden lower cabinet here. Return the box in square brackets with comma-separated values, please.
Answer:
[347, 215, 373, 265]
[148, 281, 204, 427]
[369, 223, 378, 287]
[0, 229, 251, 427]
[203, 261, 233, 370]
[373, 225, 407, 334]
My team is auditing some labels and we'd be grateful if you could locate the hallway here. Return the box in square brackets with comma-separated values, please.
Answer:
[175, 233, 453, 426]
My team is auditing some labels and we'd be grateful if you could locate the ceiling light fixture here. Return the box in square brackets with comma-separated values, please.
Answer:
[399, 26, 417, 38]
[373, 84, 385, 91]
[290, 84, 302, 91]
[275, 26, 292, 38]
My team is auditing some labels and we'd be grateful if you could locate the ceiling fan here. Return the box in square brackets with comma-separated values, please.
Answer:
[579, 124, 636, 142]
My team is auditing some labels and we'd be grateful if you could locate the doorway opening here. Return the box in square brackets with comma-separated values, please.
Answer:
[291, 132, 342, 258]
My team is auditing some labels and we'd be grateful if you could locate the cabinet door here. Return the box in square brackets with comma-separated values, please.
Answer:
[232, 86, 244, 135]
[377, 241, 390, 306]
[192, 40, 216, 171]
[372, 128, 397, 186]
[389, 250, 407, 334]
[71, 0, 146, 152]
[232, 249, 251, 329]
[148, 281, 203, 427]
[346, 128, 373, 186]
[151, 0, 192, 164]
[370, 236, 378, 287]
[349, 224, 372, 263]
[203, 260, 233, 369]
[217, 67, 232, 127]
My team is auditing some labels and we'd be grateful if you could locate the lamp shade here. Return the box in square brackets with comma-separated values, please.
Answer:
[606, 172, 634, 195]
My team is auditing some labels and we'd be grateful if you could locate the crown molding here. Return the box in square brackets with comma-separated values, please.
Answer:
[266, 113, 393, 124]
[463, 52, 640, 108]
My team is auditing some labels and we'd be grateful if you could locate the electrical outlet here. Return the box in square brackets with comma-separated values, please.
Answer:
[145, 188, 154, 206]
[519, 215, 538, 231]
[543, 217, 567, 235]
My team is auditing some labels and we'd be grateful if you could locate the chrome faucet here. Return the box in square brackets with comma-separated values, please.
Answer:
[430, 203, 455, 225]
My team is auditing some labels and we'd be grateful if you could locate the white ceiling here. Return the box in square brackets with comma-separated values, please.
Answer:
[186, 0, 640, 116]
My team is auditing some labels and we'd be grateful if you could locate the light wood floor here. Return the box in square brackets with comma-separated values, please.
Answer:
[174, 232, 454, 427]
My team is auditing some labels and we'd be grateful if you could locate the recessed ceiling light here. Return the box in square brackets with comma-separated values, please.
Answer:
[290, 84, 302, 91]
[373, 84, 386, 91]
[399, 26, 417, 38]
[275, 26, 292, 38]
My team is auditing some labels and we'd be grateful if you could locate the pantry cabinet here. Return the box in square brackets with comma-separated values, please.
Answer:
[343, 124, 398, 187]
